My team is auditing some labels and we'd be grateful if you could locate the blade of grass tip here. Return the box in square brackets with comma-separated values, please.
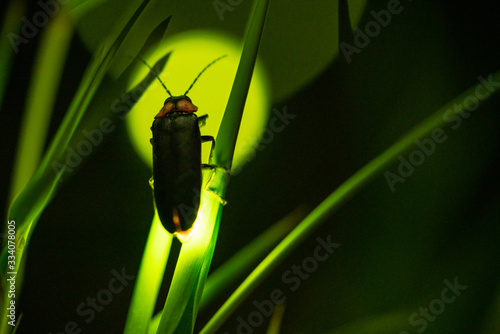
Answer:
[124, 213, 172, 334]
[0, 0, 27, 110]
[148, 206, 306, 331]
[67, 0, 111, 18]
[213, 0, 270, 170]
[9, 10, 74, 203]
[200, 71, 500, 334]
[200, 206, 307, 310]
[266, 303, 285, 334]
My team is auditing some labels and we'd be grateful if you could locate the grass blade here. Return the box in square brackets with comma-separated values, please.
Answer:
[266, 303, 286, 334]
[8, 11, 74, 203]
[156, 0, 270, 332]
[124, 214, 172, 334]
[200, 70, 500, 333]
[0, 2, 155, 333]
[200, 206, 306, 310]
[0, 0, 27, 110]
[213, 0, 270, 170]
[147, 207, 305, 332]
[325, 311, 409, 334]
[155, 171, 225, 334]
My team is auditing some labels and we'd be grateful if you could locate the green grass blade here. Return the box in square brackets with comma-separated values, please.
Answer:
[8, 11, 74, 203]
[147, 207, 305, 332]
[213, 0, 270, 170]
[200, 207, 306, 310]
[156, 170, 225, 334]
[1, 3, 154, 333]
[480, 273, 500, 333]
[156, 0, 270, 332]
[35, 0, 151, 176]
[266, 303, 286, 334]
[124, 213, 172, 334]
[200, 70, 500, 334]
[0, 0, 27, 110]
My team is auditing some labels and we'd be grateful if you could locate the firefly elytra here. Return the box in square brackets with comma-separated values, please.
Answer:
[141, 55, 226, 234]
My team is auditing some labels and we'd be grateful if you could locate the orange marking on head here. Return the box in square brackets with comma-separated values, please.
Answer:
[155, 101, 174, 118]
[177, 99, 198, 113]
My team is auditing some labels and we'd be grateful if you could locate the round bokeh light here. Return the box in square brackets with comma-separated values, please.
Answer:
[126, 30, 270, 171]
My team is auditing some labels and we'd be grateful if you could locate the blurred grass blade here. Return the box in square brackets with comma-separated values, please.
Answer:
[480, 281, 500, 334]
[9, 10, 74, 203]
[124, 214, 172, 334]
[36, 0, 150, 176]
[1, 2, 152, 333]
[213, 0, 270, 170]
[325, 311, 409, 334]
[338, 0, 353, 47]
[0, 0, 27, 110]
[200, 206, 306, 310]
[266, 303, 285, 334]
[200, 71, 500, 333]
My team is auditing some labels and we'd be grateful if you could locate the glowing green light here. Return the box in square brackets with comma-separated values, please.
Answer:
[126, 30, 270, 171]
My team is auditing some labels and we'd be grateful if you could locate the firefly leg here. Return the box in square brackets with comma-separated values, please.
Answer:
[201, 135, 215, 164]
[198, 114, 208, 127]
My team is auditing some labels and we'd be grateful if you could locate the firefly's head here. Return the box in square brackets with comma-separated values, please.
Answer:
[154, 95, 198, 118]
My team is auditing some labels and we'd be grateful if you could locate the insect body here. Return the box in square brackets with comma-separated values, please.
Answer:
[147, 56, 225, 234]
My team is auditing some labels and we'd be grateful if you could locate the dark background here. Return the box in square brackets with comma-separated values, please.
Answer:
[1, 1, 500, 333]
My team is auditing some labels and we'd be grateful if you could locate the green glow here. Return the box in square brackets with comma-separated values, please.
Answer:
[156, 168, 226, 333]
[126, 30, 270, 171]
[123, 214, 171, 334]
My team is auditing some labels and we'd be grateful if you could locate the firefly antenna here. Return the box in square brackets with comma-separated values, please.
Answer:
[184, 55, 227, 95]
[136, 56, 172, 97]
